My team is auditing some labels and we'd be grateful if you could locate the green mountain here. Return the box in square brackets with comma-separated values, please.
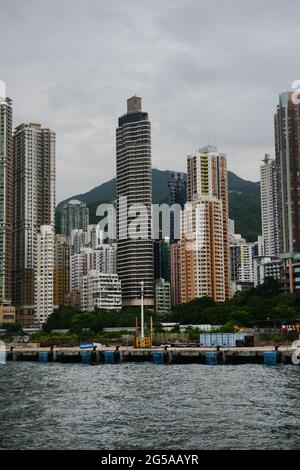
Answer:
[56, 169, 261, 242]
[227, 172, 261, 241]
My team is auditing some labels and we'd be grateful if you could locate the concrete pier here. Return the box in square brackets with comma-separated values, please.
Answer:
[2, 345, 298, 366]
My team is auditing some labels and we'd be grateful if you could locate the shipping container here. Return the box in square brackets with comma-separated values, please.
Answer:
[199, 332, 253, 348]
[211, 334, 218, 346]
[205, 334, 212, 347]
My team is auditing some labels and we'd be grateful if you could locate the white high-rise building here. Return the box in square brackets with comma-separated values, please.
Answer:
[238, 243, 254, 283]
[85, 225, 103, 249]
[70, 248, 90, 293]
[81, 271, 121, 311]
[230, 233, 255, 292]
[69, 229, 85, 255]
[34, 226, 54, 324]
[70, 245, 117, 294]
[13, 123, 56, 324]
[253, 257, 280, 287]
[260, 154, 279, 257]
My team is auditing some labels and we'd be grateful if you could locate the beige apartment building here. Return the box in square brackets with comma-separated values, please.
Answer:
[181, 197, 226, 303]
[0, 305, 16, 325]
[186, 146, 230, 301]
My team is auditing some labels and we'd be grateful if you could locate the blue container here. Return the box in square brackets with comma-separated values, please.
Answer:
[104, 351, 115, 364]
[38, 352, 48, 363]
[0, 351, 6, 364]
[81, 351, 91, 364]
[264, 351, 278, 366]
[152, 351, 165, 364]
[205, 352, 218, 365]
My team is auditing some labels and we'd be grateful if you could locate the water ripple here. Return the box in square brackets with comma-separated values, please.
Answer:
[0, 362, 299, 449]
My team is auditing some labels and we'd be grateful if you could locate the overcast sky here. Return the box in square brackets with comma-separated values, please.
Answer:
[1, 0, 299, 201]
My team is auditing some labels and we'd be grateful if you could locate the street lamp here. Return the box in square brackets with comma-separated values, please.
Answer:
[140, 282, 144, 341]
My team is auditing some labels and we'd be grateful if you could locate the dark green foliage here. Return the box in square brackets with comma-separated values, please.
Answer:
[227, 171, 261, 241]
[169, 279, 299, 327]
[42, 279, 300, 334]
[4, 323, 23, 334]
[43, 306, 157, 334]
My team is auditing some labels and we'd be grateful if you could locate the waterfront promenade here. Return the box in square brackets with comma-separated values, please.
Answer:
[1, 345, 298, 365]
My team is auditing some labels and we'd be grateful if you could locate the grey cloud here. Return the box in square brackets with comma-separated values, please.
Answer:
[0, 0, 299, 201]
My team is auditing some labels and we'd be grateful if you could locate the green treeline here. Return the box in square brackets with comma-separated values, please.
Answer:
[42, 279, 299, 334]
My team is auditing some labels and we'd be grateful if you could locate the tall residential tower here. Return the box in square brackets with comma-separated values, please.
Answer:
[275, 92, 300, 254]
[34, 225, 54, 325]
[116, 97, 154, 307]
[0, 87, 13, 305]
[185, 146, 230, 300]
[13, 123, 56, 324]
[260, 154, 279, 257]
[61, 199, 89, 236]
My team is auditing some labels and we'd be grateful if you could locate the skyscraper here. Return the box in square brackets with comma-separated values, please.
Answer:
[168, 172, 187, 208]
[0, 89, 13, 305]
[34, 225, 54, 325]
[260, 154, 279, 257]
[170, 241, 181, 306]
[61, 199, 89, 236]
[275, 92, 300, 254]
[186, 146, 230, 300]
[168, 172, 186, 242]
[181, 197, 226, 303]
[116, 97, 154, 307]
[54, 234, 70, 306]
[13, 123, 56, 324]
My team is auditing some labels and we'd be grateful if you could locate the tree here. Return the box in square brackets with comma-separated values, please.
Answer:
[5, 323, 23, 335]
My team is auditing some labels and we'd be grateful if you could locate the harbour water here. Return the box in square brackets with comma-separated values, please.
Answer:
[0, 362, 299, 450]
